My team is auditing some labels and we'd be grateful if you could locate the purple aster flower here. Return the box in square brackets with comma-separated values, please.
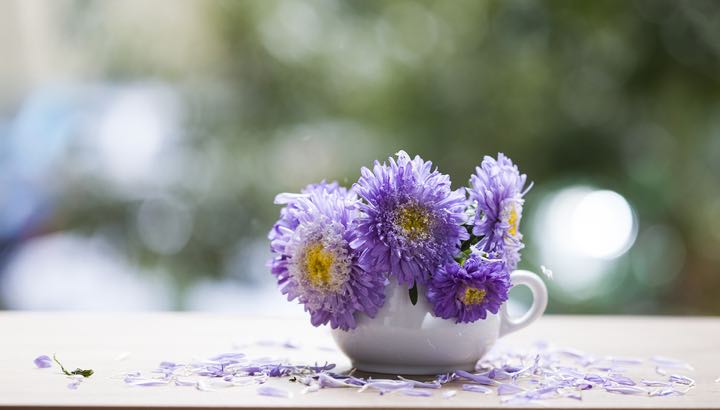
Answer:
[268, 184, 386, 330]
[268, 181, 353, 280]
[352, 151, 468, 285]
[469, 153, 531, 270]
[426, 252, 511, 323]
[269, 181, 350, 249]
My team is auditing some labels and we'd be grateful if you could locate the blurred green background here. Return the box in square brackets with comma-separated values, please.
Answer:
[1, 0, 719, 315]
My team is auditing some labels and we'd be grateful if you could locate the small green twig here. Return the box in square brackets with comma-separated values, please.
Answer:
[53, 354, 94, 378]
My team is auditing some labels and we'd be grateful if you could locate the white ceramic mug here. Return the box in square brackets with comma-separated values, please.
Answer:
[331, 270, 548, 375]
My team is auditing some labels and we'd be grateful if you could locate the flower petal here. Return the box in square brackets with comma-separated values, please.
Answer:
[257, 385, 292, 398]
[33, 355, 52, 369]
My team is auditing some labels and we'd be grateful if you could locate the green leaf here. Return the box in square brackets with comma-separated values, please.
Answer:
[454, 248, 473, 265]
[71, 368, 94, 377]
[409, 281, 418, 305]
[53, 354, 94, 378]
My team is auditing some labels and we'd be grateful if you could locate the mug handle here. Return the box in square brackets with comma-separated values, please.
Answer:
[499, 270, 548, 337]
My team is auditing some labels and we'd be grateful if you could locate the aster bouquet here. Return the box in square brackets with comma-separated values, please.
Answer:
[269, 151, 532, 330]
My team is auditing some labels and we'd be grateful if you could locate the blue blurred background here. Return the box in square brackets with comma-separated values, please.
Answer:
[1, 0, 719, 315]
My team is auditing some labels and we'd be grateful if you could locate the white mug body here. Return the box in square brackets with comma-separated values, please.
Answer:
[331, 270, 547, 375]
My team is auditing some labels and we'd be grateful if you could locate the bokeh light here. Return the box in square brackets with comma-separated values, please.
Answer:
[534, 186, 637, 301]
[1, 0, 719, 315]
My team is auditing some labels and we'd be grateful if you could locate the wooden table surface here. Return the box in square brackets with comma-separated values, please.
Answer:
[0, 312, 718, 410]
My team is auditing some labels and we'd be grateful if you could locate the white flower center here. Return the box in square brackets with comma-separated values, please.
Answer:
[501, 199, 523, 238]
[288, 220, 351, 299]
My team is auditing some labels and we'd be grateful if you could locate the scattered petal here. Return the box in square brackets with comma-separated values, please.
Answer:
[497, 383, 524, 395]
[454, 370, 495, 385]
[640, 379, 671, 387]
[359, 380, 414, 393]
[127, 379, 170, 387]
[584, 374, 605, 384]
[397, 388, 433, 397]
[282, 340, 300, 349]
[604, 385, 647, 395]
[651, 356, 693, 370]
[34, 355, 52, 369]
[317, 373, 356, 388]
[209, 352, 245, 362]
[115, 352, 131, 361]
[462, 384, 492, 394]
[574, 382, 593, 390]
[606, 356, 643, 365]
[195, 381, 214, 392]
[397, 376, 441, 389]
[669, 374, 695, 386]
[555, 348, 588, 360]
[257, 385, 292, 398]
[302, 384, 321, 394]
[93, 340, 701, 406]
[608, 374, 636, 386]
[650, 387, 678, 397]
[540, 265, 553, 279]
[564, 392, 582, 400]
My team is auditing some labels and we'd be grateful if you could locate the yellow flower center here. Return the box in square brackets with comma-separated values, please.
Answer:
[462, 287, 487, 305]
[304, 243, 334, 288]
[507, 206, 519, 237]
[397, 204, 430, 240]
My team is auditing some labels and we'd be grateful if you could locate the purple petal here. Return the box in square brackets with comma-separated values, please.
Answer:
[257, 385, 292, 398]
[282, 340, 300, 349]
[67, 376, 83, 390]
[397, 388, 433, 397]
[127, 379, 170, 387]
[584, 373, 605, 384]
[574, 382, 593, 390]
[33, 355, 52, 369]
[434, 373, 454, 384]
[640, 379, 671, 387]
[454, 370, 495, 385]
[605, 356, 643, 365]
[497, 383, 524, 395]
[301, 384, 321, 394]
[462, 384, 492, 394]
[317, 373, 355, 388]
[650, 387, 678, 397]
[488, 368, 512, 380]
[604, 385, 647, 395]
[608, 374, 636, 386]
[359, 380, 414, 392]
[669, 374, 695, 386]
[554, 348, 588, 360]
[651, 356, 693, 370]
[563, 392, 582, 400]
[527, 386, 559, 398]
[590, 365, 625, 372]
[397, 376, 441, 389]
[209, 352, 246, 362]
